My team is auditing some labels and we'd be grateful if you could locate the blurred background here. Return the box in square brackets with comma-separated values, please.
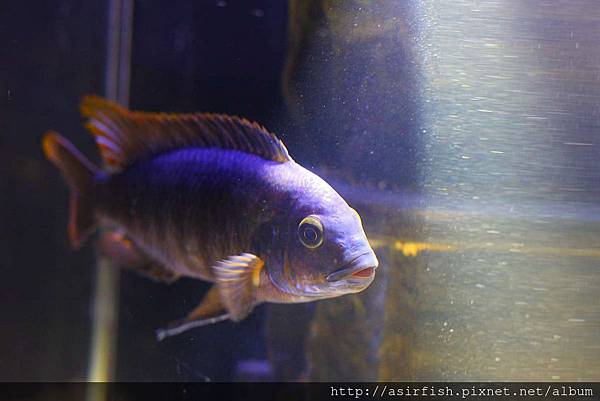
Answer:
[1, 0, 599, 382]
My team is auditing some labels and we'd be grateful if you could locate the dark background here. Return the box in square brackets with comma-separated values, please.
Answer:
[0, 1, 105, 380]
[0, 0, 288, 380]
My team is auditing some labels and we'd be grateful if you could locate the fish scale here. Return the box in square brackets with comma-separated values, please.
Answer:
[97, 148, 272, 279]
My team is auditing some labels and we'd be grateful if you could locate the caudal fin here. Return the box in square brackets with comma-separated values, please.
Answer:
[42, 131, 100, 249]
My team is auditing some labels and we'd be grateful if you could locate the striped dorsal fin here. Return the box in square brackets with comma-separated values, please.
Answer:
[80, 95, 291, 171]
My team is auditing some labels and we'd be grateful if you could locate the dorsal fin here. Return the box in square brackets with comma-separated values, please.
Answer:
[80, 95, 291, 171]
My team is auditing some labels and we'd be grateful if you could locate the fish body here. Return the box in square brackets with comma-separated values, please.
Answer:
[43, 96, 378, 338]
[96, 148, 276, 282]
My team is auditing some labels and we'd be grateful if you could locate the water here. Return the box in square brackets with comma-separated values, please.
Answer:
[284, 0, 600, 381]
[2, 0, 600, 383]
[415, 0, 600, 380]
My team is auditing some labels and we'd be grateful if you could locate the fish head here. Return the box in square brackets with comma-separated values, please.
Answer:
[266, 170, 379, 299]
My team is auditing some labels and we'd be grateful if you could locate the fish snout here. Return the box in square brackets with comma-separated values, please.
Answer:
[326, 251, 379, 283]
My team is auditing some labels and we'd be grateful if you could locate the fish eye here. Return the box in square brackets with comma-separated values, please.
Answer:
[298, 215, 324, 249]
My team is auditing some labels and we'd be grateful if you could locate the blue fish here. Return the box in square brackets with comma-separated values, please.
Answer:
[42, 96, 378, 339]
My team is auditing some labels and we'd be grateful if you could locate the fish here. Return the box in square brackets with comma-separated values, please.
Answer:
[42, 96, 378, 340]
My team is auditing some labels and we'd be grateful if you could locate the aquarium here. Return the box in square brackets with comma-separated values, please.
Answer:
[2, 0, 600, 389]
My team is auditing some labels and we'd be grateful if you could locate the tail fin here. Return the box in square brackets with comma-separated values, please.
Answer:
[42, 131, 101, 249]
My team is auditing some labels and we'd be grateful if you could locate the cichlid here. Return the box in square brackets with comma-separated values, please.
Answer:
[42, 96, 378, 339]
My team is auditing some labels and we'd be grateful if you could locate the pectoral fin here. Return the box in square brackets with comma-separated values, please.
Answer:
[155, 253, 264, 341]
[212, 253, 264, 322]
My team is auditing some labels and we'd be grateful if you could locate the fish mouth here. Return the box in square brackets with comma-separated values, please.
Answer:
[326, 252, 379, 282]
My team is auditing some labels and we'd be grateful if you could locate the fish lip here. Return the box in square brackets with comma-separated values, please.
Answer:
[326, 252, 378, 282]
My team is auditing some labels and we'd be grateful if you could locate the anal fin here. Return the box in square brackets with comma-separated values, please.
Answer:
[98, 231, 179, 284]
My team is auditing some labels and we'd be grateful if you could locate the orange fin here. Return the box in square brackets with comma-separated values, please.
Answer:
[155, 253, 265, 341]
[42, 131, 100, 249]
[80, 95, 291, 171]
[212, 253, 264, 322]
[156, 314, 230, 341]
[186, 285, 226, 321]
[99, 231, 179, 283]
[156, 286, 229, 341]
